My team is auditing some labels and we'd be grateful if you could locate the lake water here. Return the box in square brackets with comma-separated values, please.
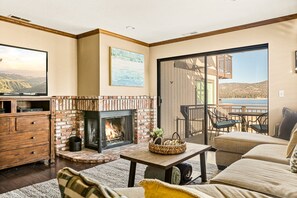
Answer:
[221, 98, 267, 105]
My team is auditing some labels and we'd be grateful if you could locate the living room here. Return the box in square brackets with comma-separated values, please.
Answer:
[0, 1, 297, 197]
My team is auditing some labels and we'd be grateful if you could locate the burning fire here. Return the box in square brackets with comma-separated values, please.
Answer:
[105, 120, 123, 141]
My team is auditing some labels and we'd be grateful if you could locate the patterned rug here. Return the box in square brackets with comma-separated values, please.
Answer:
[0, 157, 218, 198]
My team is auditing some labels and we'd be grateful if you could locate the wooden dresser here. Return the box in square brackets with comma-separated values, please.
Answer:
[0, 97, 54, 170]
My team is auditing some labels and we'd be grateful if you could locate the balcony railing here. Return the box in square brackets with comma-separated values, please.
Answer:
[178, 104, 268, 139]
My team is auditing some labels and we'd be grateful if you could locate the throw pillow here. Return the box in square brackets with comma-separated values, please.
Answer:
[278, 107, 297, 140]
[139, 179, 214, 198]
[286, 123, 297, 158]
[57, 167, 126, 198]
[290, 145, 297, 173]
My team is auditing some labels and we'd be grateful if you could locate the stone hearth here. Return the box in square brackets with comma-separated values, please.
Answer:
[57, 143, 147, 163]
[52, 96, 157, 156]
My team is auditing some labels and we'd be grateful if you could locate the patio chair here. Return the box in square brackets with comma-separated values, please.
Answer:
[207, 109, 237, 139]
[215, 107, 241, 126]
[249, 112, 268, 135]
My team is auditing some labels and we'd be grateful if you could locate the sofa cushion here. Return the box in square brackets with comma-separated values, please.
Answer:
[139, 179, 213, 198]
[114, 187, 144, 198]
[278, 107, 297, 140]
[214, 132, 288, 154]
[57, 167, 126, 198]
[286, 123, 297, 158]
[210, 159, 297, 198]
[115, 184, 273, 198]
[290, 145, 297, 173]
[242, 144, 289, 165]
[215, 150, 242, 167]
[189, 184, 272, 198]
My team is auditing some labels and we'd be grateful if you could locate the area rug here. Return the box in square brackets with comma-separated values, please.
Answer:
[0, 158, 218, 198]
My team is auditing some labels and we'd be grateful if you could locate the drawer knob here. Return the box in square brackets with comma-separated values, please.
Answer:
[31, 151, 36, 154]
[31, 136, 36, 139]
[31, 121, 36, 124]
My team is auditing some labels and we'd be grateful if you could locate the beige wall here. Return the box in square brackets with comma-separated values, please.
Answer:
[0, 21, 78, 96]
[99, 33, 150, 96]
[78, 34, 100, 96]
[149, 19, 297, 133]
[2, 17, 297, 131]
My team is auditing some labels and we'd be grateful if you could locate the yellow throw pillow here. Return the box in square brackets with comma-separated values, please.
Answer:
[139, 179, 214, 198]
[286, 123, 297, 158]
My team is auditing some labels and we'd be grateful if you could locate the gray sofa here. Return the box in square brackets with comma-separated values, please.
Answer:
[115, 133, 297, 198]
[213, 132, 288, 168]
[210, 142, 297, 198]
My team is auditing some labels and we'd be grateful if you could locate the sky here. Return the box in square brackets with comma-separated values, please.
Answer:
[219, 49, 268, 84]
[0, 45, 46, 77]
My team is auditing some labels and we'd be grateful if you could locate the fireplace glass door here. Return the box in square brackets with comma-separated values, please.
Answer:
[101, 116, 133, 148]
[84, 110, 134, 152]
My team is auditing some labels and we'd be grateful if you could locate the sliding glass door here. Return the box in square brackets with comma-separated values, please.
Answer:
[158, 57, 206, 144]
[157, 44, 268, 146]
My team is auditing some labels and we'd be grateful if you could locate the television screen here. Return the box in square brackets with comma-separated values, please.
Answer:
[0, 44, 47, 96]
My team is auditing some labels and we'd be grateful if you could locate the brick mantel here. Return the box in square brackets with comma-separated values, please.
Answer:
[52, 96, 157, 152]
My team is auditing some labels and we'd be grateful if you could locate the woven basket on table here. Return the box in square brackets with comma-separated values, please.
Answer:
[149, 132, 186, 155]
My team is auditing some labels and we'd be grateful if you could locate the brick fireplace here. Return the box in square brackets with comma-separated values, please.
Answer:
[52, 96, 157, 153]
[84, 110, 134, 152]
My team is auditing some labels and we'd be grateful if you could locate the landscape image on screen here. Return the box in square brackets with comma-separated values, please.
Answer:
[0, 45, 47, 95]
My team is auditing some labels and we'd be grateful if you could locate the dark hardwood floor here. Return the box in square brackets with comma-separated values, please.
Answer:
[0, 157, 99, 194]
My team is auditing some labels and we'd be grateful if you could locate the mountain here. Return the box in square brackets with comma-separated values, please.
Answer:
[0, 73, 46, 94]
[219, 81, 267, 98]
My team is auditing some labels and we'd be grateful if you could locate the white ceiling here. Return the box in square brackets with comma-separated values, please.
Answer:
[0, 0, 297, 43]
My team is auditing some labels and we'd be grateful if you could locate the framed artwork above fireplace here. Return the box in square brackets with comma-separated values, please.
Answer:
[109, 47, 144, 87]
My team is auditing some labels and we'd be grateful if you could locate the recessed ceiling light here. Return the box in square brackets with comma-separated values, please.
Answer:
[8, 15, 31, 23]
[126, 26, 135, 30]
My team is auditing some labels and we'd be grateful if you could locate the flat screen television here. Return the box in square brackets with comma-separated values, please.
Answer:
[0, 44, 48, 96]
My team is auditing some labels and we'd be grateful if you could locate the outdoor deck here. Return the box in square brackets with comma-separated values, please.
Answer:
[177, 104, 268, 143]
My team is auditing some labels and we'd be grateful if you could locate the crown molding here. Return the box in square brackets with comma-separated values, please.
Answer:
[0, 15, 76, 38]
[149, 13, 297, 47]
[99, 29, 149, 47]
[76, 28, 149, 47]
[1, 13, 297, 47]
[76, 29, 100, 39]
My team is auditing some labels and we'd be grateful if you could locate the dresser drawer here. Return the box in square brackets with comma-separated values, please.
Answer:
[16, 115, 50, 132]
[0, 131, 49, 151]
[0, 117, 12, 134]
[0, 144, 49, 170]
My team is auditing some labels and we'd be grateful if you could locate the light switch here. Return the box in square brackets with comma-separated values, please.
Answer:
[279, 90, 285, 97]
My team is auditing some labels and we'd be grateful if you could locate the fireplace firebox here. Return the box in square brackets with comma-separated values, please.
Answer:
[84, 110, 134, 152]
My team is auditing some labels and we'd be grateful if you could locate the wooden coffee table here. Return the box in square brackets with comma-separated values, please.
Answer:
[120, 143, 211, 187]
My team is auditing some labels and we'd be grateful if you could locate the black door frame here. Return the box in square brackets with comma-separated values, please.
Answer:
[157, 43, 268, 145]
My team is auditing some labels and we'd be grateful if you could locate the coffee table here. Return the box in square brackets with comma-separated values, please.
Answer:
[120, 143, 211, 187]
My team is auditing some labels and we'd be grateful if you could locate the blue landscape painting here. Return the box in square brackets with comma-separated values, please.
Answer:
[110, 47, 144, 87]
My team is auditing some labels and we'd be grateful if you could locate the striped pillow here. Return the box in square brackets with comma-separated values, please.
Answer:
[290, 145, 297, 173]
[57, 167, 126, 198]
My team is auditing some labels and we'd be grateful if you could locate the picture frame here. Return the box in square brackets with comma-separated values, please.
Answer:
[109, 47, 144, 87]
